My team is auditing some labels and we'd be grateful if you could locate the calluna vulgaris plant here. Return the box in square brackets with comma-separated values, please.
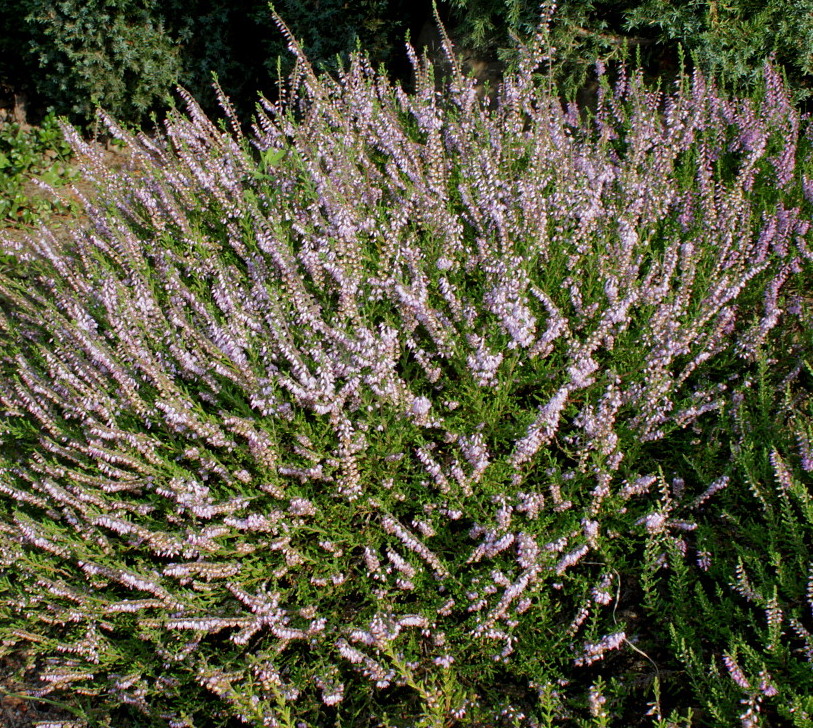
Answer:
[2, 10, 813, 727]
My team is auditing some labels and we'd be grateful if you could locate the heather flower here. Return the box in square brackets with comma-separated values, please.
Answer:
[796, 430, 813, 472]
[433, 654, 454, 668]
[555, 545, 589, 575]
[514, 491, 544, 519]
[758, 671, 778, 698]
[511, 387, 570, 469]
[637, 511, 668, 534]
[619, 474, 658, 500]
[591, 574, 614, 606]
[690, 475, 730, 509]
[723, 653, 751, 691]
[588, 682, 608, 719]
[575, 631, 626, 666]
[466, 338, 504, 387]
[568, 605, 590, 635]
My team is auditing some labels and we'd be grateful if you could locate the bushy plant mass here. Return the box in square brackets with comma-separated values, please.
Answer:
[0, 112, 77, 227]
[3, 0, 424, 129]
[2, 12, 813, 728]
[445, 0, 813, 105]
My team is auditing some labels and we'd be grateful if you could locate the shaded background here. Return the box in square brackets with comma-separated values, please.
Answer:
[1, 0, 812, 129]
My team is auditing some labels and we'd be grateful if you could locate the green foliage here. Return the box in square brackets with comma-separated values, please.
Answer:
[158, 0, 421, 129]
[0, 0, 38, 98]
[22, 0, 183, 125]
[3, 0, 425, 129]
[441, 0, 655, 100]
[624, 0, 813, 101]
[251, 0, 414, 79]
[0, 113, 77, 228]
[6, 0, 813, 131]
[650, 352, 813, 726]
[445, 0, 813, 104]
[622, 233, 813, 726]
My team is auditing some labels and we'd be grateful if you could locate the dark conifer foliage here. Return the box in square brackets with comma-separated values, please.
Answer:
[3, 0, 813, 129]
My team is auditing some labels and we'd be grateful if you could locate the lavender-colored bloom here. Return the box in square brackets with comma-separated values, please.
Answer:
[555, 544, 589, 575]
[575, 631, 626, 666]
[466, 341, 504, 387]
[511, 387, 570, 468]
[690, 476, 730, 509]
[588, 683, 607, 719]
[723, 653, 751, 691]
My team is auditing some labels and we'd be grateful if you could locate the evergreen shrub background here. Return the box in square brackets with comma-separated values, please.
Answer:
[445, 0, 813, 105]
[0, 0, 430, 128]
[5, 0, 813, 129]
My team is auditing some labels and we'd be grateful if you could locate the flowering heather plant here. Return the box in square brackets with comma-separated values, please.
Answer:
[663, 361, 813, 728]
[1, 11, 813, 727]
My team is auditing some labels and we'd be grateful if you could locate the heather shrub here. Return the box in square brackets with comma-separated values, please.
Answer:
[656, 350, 813, 727]
[1, 13, 813, 727]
